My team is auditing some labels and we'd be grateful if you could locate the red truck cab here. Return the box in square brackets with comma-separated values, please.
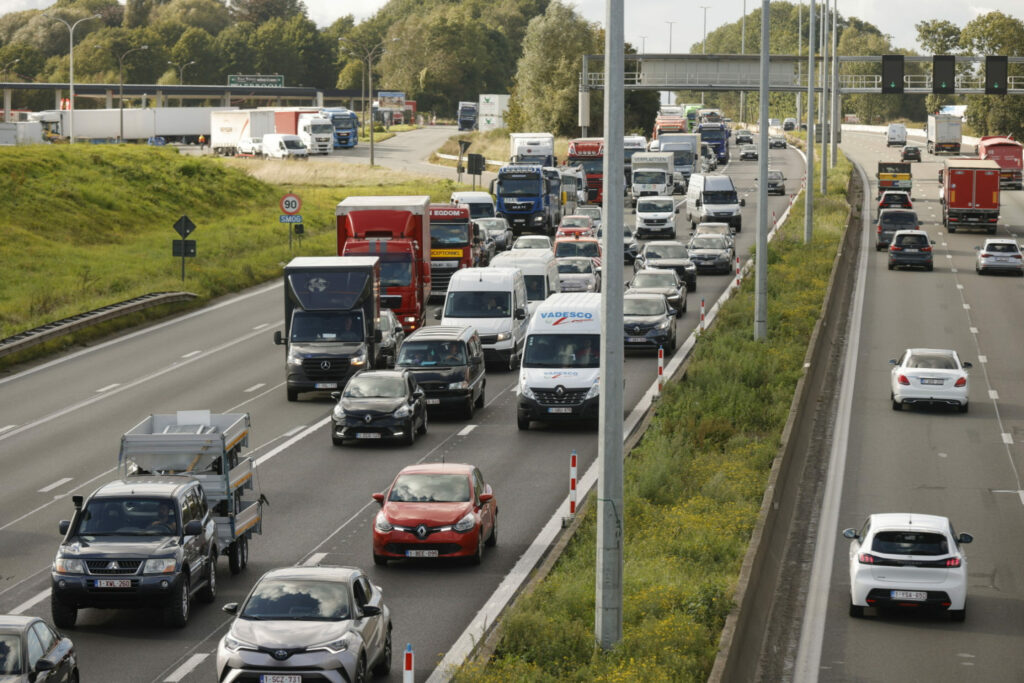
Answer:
[428, 205, 482, 298]
[977, 136, 1024, 190]
[336, 196, 432, 332]
[942, 159, 1001, 234]
[567, 138, 604, 204]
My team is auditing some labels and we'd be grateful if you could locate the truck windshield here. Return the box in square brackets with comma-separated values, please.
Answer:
[523, 333, 600, 368]
[638, 199, 674, 213]
[703, 191, 738, 205]
[700, 129, 727, 143]
[380, 258, 413, 287]
[671, 150, 695, 168]
[497, 178, 542, 197]
[518, 154, 549, 165]
[444, 291, 510, 318]
[524, 275, 547, 301]
[77, 497, 178, 536]
[310, 123, 333, 134]
[290, 311, 364, 342]
[633, 170, 666, 184]
[431, 222, 470, 246]
[569, 158, 603, 174]
[463, 203, 494, 219]
[332, 115, 357, 131]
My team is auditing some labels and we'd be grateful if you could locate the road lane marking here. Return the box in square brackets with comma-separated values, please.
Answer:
[989, 390, 1000, 400]
[96, 383, 120, 393]
[0, 466, 116, 535]
[457, 425, 477, 436]
[978, 354, 987, 363]
[38, 477, 72, 493]
[163, 654, 209, 683]
[303, 552, 327, 566]
[181, 350, 202, 359]
[11, 589, 49, 615]
[283, 425, 306, 438]
[970, 327, 979, 334]
[243, 383, 265, 393]
[252, 323, 268, 330]
[0, 425, 15, 435]
[956, 284, 964, 290]
[963, 303, 971, 309]
[938, 452, 948, 458]
[1003, 433, 1013, 445]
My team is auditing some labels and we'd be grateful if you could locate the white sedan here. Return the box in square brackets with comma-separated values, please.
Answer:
[889, 348, 971, 413]
[843, 513, 972, 621]
[236, 137, 263, 157]
[510, 235, 552, 251]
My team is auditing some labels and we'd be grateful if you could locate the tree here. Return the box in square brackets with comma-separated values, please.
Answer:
[838, 27, 901, 124]
[959, 12, 1024, 138]
[213, 21, 257, 78]
[163, 27, 217, 85]
[915, 19, 962, 114]
[228, 0, 307, 25]
[150, 0, 231, 38]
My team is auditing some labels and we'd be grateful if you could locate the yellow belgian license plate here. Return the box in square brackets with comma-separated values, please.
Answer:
[431, 249, 464, 258]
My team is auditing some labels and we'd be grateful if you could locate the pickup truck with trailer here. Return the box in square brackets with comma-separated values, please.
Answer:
[941, 158, 1001, 233]
[274, 256, 383, 401]
[50, 411, 263, 629]
[876, 161, 912, 198]
[977, 136, 1024, 190]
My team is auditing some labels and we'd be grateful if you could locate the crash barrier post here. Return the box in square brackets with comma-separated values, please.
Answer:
[404, 643, 414, 683]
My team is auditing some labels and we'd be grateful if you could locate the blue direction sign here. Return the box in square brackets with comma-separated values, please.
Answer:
[280, 215, 303, 223]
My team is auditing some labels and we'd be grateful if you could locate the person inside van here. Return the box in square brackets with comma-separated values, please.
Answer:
[481, 294, 509, 317]
[440, 342, 465, 366]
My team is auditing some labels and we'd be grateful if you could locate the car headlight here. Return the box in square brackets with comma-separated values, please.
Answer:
[144, 558, 177, 574]
[403, 316, 417, 324]
[448, 381, 470, 390]
[54, 557, 84, 574]
[586, 282, 595, 291]
[495, 332, 512, 342]
[393, 404, 411, 418]
[309, 633, 354, 654]
[332, 404, 346, 420]
[520, 384, 535, 400]
[453, 511, 476, 532]
[374, 512, 393, 532]
[287, 350, 304, 366]
[350, 350, 368, 367]
[223, 634, 258, 653]
[585, 380, 600, 400]
[656, 319, 672, 330]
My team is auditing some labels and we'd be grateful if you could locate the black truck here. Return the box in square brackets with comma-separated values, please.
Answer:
[274, 256, 383, 401]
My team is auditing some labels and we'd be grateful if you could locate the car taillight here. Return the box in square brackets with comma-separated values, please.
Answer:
[898, 374, 910, 385]
[981, 253, 991, 258]
[1014, 254, 1022, 259]
[946, 557, 961, 568]
[989, 218, 998, 223]
[876, 224, 882, 233]
[858, 553, 876, 564]
[955, 376, 967, 387]
[921, 246, 932, 252]
[890, 246, 902, 251]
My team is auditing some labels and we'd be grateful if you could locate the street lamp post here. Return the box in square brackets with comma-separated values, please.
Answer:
[167, 59, 195, 84]
[1, 58, 19, 80]
[48, 13, 100, 144]
[340, 38, 396, 167]
[700, 6, 711, 104]
[664, 21, 676, 53]
[119, 44, 148, 143]
[639, 35, 646, 54]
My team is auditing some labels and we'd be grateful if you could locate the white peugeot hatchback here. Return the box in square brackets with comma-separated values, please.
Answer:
[843, 513, 972, 621]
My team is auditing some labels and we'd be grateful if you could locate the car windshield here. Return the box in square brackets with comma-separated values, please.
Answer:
[872, 531, 949, 556]
[523, 333, 600, 368]
[624, 298, 666, 316]
[558, 258, 594, 274]
[77, 497, 179, 536]
[646, 244, 687, 259]
[703, 190, 737, 205]
[743, 145, 756, 152]
[562, 217, 590, 227]
[881, 194, 909, 204]
[767, 171, 784, 181]
[555, 241, 599, 258]
[343, 376, 406, 398]
[290, 311, 364, 343]
[463, 203, 493, 219]
[283, 138, 305, 150]
[241, 579, 351, 621]
[577, 207, 601, 221]
[690, 236, 728, 249]
[881, 212, 918, 226]
[906, 353, 957, 370]
[444, 291, 511, 318]
[389, 473, 470, 502]
[638, 199, 674, 213]
[397, 341, 466, 367]
[632, 272, 676, 288]
[0, 634, 22, 675]
[513, 237, 549, 249]
[431, 222, 470, 247]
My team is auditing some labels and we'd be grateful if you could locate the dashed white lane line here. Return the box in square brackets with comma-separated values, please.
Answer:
[956, 283, 964, 290]
[0, 425, 15, 435]
[38, 477, 73, 493]
[978, 354, 988, 363]
[181, 350, 202, 359]
[283, 425, 306, 438]
[10, 589, 49, 615]
[457, 425, 477, 436]
[244, 383, 266, 393]
[96, 383, 120, 393]
[303, 552, 328, 566]
[1002, 433, 1014, 445]
[252, 323, 268, 330]
[970, 327, 979, 334]
[163, 654, 209, 682]
[990, 390, 1000, 400]
[963, 303, 971, 309]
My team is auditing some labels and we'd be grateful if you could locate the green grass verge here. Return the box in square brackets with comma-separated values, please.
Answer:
[456, 152, 853, 682]
[0, 145, 466, 367]
[430, 129, 573, 169]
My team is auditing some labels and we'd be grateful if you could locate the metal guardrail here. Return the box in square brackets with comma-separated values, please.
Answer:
[0, 291, 197, 359]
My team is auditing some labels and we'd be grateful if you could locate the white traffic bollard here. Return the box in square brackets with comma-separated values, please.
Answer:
[569, 450, 577, 517]
[657, 346, 664, 393]
[700, 298, 706, 332]
[403, 643, 414, 683]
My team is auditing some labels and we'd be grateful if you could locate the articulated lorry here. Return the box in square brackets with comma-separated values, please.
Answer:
[942, 159, 1001, 233]
[267, 108, 334, 154]
[509, 132, 555, 166]
[977, 136, 1023, 190]
[492, 164, 555, 236]
[274, 257, 383, 401]
[32, 106, 232, 143]
[210, 109, 276, 156]
[428, 204, 483, 298]
[320, 107, 359, 148]
[926, 114, 962, 155]
[657, 133, 700, 193]
[629, 152, 674, 205]
[567, 138, 604, 204]
[336, 196, 431, 333]
[457, 101, 478, 131]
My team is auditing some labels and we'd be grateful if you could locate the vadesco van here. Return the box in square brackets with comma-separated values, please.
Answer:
[517, 293, 601, 430]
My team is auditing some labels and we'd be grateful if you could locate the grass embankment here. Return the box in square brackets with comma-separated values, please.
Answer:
[430, 129, 572, 169]
[0, 145, 464, 367]
[356, 123, 419, 144]
[457, 152, 853, 682]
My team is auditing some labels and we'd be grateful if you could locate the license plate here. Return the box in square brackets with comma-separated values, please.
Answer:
[94, 579, 131, 588]
[548, 407, 573, 414]
[314, 382, 337, 389]
[905, 248, 918, 252]
[426, 398, 440, 405]
[891, 590, 927, 601]
[261, 676, 302, 683]
[627, 337, 647, 343]
[406, 549, 438, 558]
[920, 378, 944, 385]
[356, 432, 382, 439]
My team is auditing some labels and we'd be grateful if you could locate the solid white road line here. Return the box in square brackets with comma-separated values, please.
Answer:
[243, 383, 265, 393]
[95, 383, 120, 393]
[990, 390, 1000, 400]
[0, 425, 15, 435]
[457, 425, 477, 436]
[303, 552, 327, 567]
[255, 420, 329, 467]
[252, 323, 268, 330]
[38, 477, 72, 493]
[11, 589, 49, 615]
[163, 654, 209, 683]
[181, 350, 202, 359]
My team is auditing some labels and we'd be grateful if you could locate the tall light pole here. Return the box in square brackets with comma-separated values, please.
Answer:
[1, 58, 19, 80]
[48, 13, 101, 144]
[341, 38, 396, 167]
[167, 59, 195, 84]
[830, 0, 839, 166]
[740, 0, 746, 123]
[1, 58, 18, 123]
[119, 44, 148, 144]
[665, 21, 676, 53]
[819, 0, 829, 193]
[639, 35, 647, 54]
[797, 0, 803, 128]
[700, 6, 711, 105]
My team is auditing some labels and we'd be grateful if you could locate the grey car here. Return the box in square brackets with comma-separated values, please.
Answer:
[687, 233, 735, 274]
[574, 205, 603, 232]
[633, 240, 697, 292]
[0, 615, 78, 682]
[557, 256, 601, 292]
[628, 269, 687, 316]
[765, 169, 786, 195]
[888, 230, 934, 271]
[474, 217, 513, 251]
[217, 565, 392, 683]
[377, 307, 405, 368]
[875, 209, 920, 251]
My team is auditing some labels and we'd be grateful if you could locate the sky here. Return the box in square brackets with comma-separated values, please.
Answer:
[10, 0, 1022, 52]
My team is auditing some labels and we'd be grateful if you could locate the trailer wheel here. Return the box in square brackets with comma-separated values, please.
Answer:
[229, 541, 243, 575]
[240, 535, 249, 569]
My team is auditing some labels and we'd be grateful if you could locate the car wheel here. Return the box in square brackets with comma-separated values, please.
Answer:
[926, 264, 933, 271]
[353, 653, 367, 683]
[959, 401, 969, 414]
[229, 540, 243, 575]
[849, 601, 864, 618]
[332, 433, 345, 446]
[163, 573, 190, 627]
[51, 592, 77, 628]
[373, 553, 388, 567]
[372, 626, 393, 676]
[875, 245, 883, 252]
[416, 409, 428, 435]
[888, 262, 894, 270]
[475, 385, 485, 409]
[892, 398, 901, 411]
[402, 419, 415, 446]
[464, 396, 475, 420]
[469, 531, 484, 565]
[948, 226, 956, 233]
[198, 552, 217, 603]
[287, 387, 299, 402]
[681, 297, 687, 313]
[669, 331, 677, 352]
[517, 413, 530, 430]
[950, 604, 966, 622]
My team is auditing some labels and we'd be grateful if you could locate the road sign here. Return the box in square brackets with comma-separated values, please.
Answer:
[280, 215, 303, 223]
[228, 74, 284, 87]
[280, 193, 301, 215]
[986, 56, 1008, 95]
[458, 140, 472, 155]
[173, 215, 196, 238]
[172, 239, 196, 257]
[933, 55, 955, 95]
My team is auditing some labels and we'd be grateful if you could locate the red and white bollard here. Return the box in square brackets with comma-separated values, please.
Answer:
[735, 257, 741, 287]
[657, 346, 665, 392]
[569, 450, 578, 517]
[403, 643, 414, 683]
[700, 298, 706, 332]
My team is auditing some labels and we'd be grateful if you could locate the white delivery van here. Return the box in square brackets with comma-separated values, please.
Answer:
[440, 267, 530, 369]
[887, 123, 907, 147]
[685, 173, 745, 231]
[634, 196, 678, 240]
[450, 191, 497, 220]
[489, 250, 561, 313]
[262, 133, 309, 159]
[517, 293, 601, 430]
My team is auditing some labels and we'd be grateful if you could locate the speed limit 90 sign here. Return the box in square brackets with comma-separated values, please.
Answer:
[280, 193, 302, 215]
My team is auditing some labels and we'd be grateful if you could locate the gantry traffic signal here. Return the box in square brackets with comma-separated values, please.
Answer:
[932, 55, 956, 94]
[881, 55, 904, 94]
[986, 56, 1008, 95]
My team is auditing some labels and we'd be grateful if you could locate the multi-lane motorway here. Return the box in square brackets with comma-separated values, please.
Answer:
[793, 131, 1024, 681]
[0, 127, 804, 681]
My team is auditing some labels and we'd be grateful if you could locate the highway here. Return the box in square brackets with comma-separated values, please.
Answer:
[0, 127, 805, 681]
[794, 130, 1024, 681]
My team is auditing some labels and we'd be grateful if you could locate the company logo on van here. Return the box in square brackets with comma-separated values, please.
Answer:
[540, 311, 594, 325]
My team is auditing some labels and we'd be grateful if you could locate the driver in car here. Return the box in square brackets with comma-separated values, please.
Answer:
[150, 501, 178, 534]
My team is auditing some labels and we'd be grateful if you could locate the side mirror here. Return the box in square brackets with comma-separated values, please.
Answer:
[740, 199, 746, 207]
[962, 361, 973, 369]
[888, 359, 898, 365]
[222, 602, 239, 615]
[330, 391, 341, 401]
[372, 492, 385, 506]
[958, 533, 973, 544]
[360, 604, 382, 617]
[59, 520, 70, 535]
[479, 493, 494, 504]
[274, 330, 284, 345]
[374, 329, 383, 343]
[184, 520, 203, 536]
[694, 199, 702, 207]
[34, 658, 56, 674]
[842, 528, 858, 540]
[434, 309, 442, 320]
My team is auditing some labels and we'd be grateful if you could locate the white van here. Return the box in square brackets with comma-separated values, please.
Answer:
[634, 195, 678, 240]
[517, 293, 601, 430]
[261, 133, 309, 159]
[450, 191, 496, 220]
[440, 267, 530, 369]
[887, 123, 907, 147]
[685, 173, 745, 231]
[489, 250, 561, 313]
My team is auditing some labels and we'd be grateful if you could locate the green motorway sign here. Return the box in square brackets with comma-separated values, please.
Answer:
[227, 74, 284, 87]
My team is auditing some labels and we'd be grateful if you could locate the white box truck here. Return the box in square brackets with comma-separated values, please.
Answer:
[629, 152, 674, 205]
[509, 132, 555, 166]
[926, 114, 962, 155]
[478, 94, 510, 117]
[210, 110, 276, 156]
[0, 121, 43, 145]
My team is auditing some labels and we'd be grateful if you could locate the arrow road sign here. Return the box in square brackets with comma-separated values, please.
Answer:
[280, 193, 301, 215]
[173, 215, 196, 238]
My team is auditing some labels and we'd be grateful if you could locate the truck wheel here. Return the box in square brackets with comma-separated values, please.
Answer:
[287, 388, 298, 402]
[51, 593, 77, 629]
[198, 553, 217, 604]
[229, 541, 243, 575]
[163, 574, 190, 628]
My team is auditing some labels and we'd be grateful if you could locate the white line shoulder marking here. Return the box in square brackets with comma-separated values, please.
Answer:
[164, 653, 210, 683]
[38, 477, 73, 493]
